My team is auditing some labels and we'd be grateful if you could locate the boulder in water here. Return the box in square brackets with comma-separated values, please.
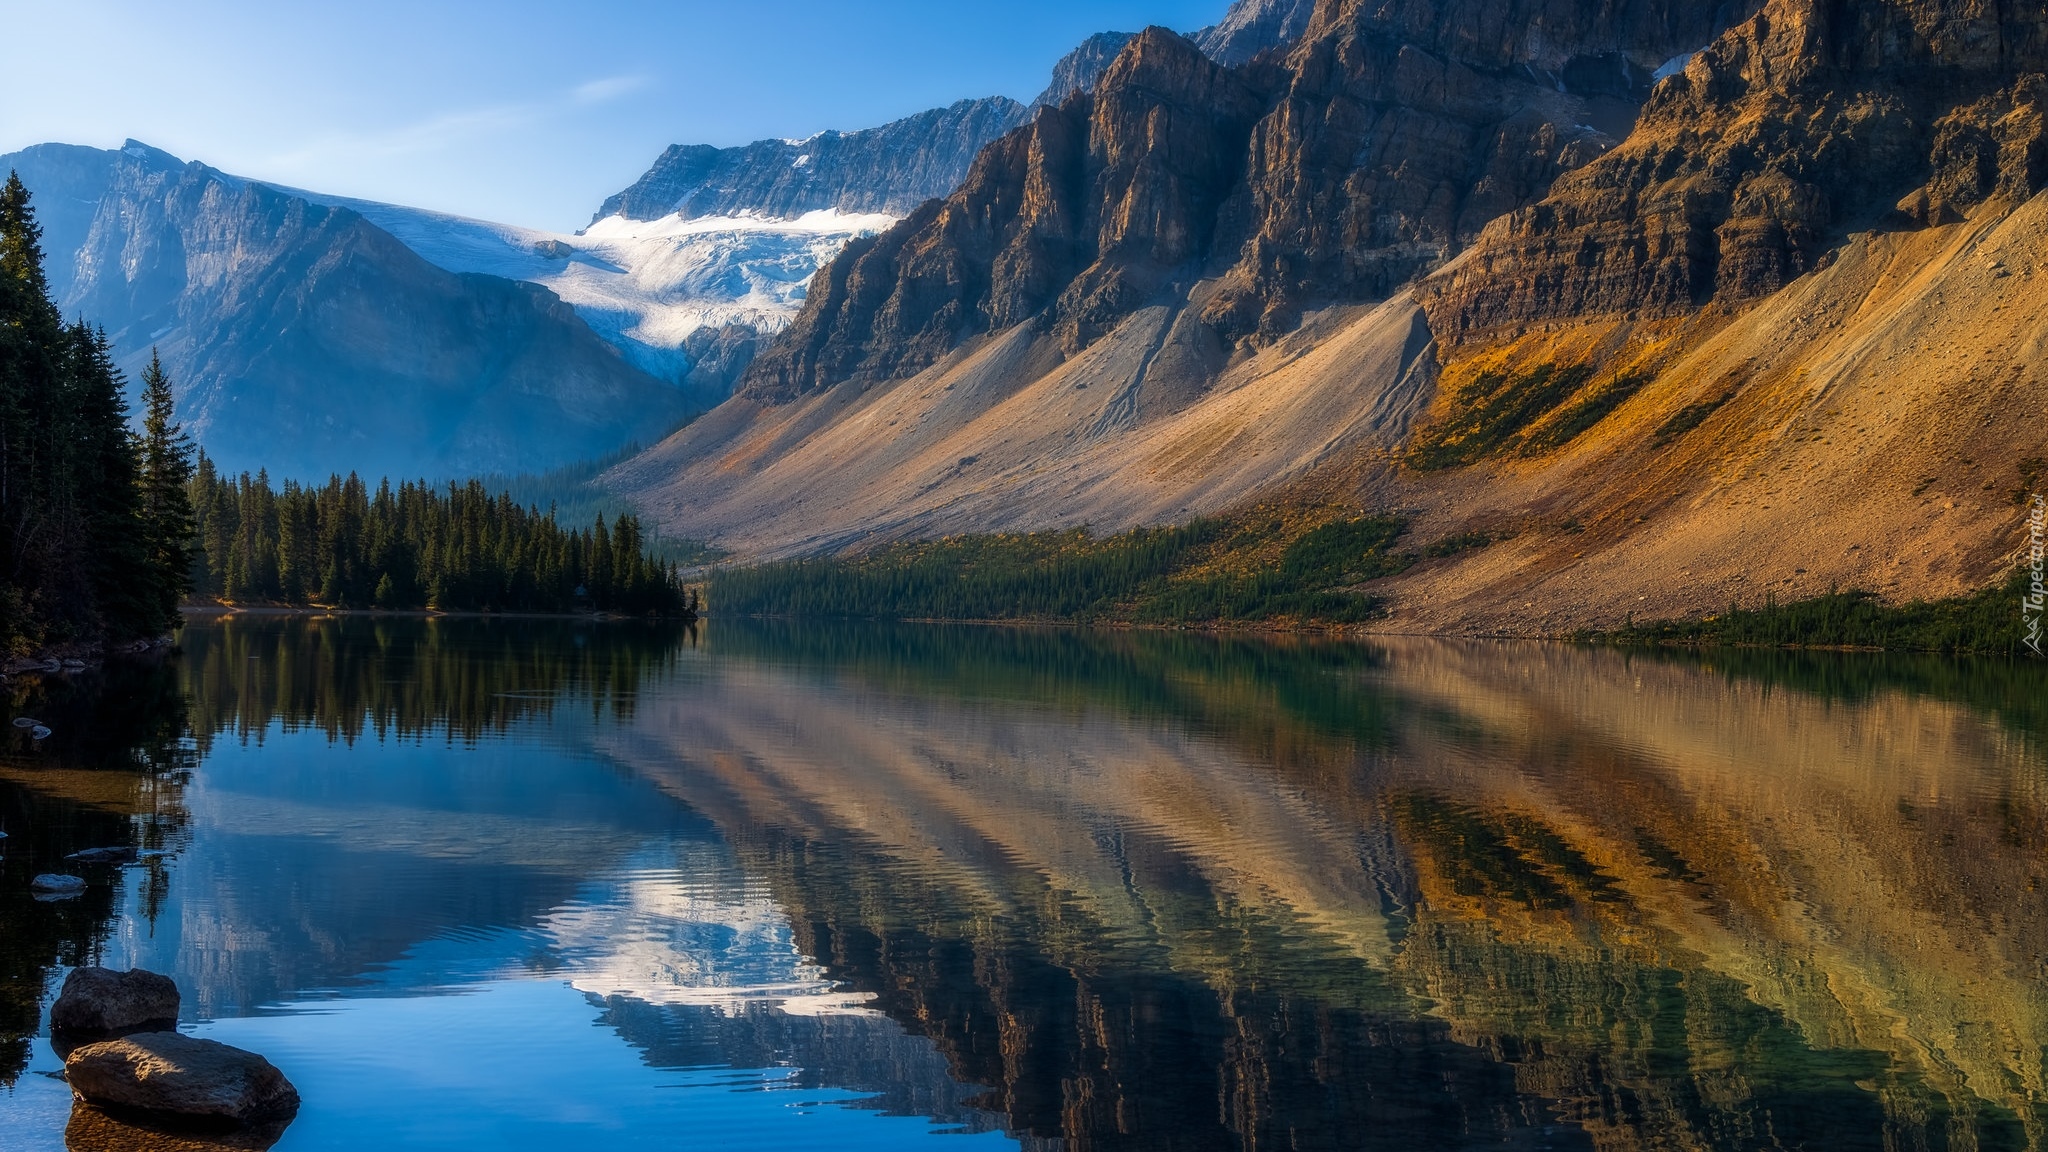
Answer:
[64, 1032, 300, 1126]
[31, 873, 87, 896]
[51, 967, 179, 1053]
[11, 716, 36, 728]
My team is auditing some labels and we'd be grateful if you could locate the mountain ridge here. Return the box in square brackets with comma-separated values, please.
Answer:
[610, 0, 2048, 631]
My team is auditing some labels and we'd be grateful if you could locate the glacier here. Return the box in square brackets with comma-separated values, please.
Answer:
[288, 189, 895, 388]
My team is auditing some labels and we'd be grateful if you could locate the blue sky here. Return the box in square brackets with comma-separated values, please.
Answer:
[1, 0, 1230, 230]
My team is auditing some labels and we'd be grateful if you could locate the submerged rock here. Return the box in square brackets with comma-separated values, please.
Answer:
[31, 873, 87, 895]
[11, 716, 37, 728]
[65, 1032, 300, 1127]
[66, 1102, 292, 1152]
[51, 967, 180, 1054]
[65, 846, 140, 865]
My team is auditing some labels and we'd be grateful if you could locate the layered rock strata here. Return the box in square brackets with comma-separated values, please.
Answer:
[738, 3, 1745, 402]
[1428, 0, 2048, 338]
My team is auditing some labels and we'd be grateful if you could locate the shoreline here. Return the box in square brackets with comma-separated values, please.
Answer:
[178, 604, 697, 624]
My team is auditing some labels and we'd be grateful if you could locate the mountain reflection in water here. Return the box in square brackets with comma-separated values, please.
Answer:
[0, 615, 2041, 1151]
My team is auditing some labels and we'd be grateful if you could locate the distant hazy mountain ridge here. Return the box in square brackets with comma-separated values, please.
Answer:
[596, 98, 1034, 225]
[1, 141, 691, 481]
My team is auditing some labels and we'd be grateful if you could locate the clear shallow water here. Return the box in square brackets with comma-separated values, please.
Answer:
[1, 617, 2045, 1150]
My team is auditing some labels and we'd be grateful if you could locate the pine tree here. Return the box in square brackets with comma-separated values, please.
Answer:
[137, 350, 197, 631]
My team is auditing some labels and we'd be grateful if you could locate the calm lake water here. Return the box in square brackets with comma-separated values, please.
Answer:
[1, 616, 2045, 1151]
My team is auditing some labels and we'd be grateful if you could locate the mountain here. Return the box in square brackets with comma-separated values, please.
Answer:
[596, 98, 1036, 225]
[1, 141, 693, 481]
[563, 0, 1325, 411]
[1191, 0, 1317, 65]
[1035, 32, 1138, 108]
[609, 0, 2048, 630]
[278, 190, 892, 399]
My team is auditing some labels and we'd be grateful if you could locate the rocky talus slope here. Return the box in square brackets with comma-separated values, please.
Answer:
[615, 0, 2048, 630]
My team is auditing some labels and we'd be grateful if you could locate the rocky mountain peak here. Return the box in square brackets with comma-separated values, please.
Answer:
[1426, 0, 2048, 341]
[596, 97, 1032, 224]
[1036, 32, 1138, 108]
[1192, 0, 1317, 66]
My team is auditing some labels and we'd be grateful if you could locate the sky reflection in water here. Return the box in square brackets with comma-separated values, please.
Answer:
[0, 616, 2044, 1150]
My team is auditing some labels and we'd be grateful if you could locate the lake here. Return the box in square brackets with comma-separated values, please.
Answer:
[2, 615, 2044, 1150]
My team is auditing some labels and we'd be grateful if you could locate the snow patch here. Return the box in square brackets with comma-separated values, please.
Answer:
[1653, 51, 1699, 82]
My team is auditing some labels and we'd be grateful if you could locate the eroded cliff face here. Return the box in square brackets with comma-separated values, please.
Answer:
[742, 29, 1264, 402]
[738, 2, 1739, 402]
[1428, 0, 2048, 338]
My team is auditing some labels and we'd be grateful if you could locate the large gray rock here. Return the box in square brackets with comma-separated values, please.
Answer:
[64, 1032, 300, 1125]
[50, 967, 180, 1054]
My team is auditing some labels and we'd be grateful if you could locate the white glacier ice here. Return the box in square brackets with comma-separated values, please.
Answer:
[281, 188, 894, 389]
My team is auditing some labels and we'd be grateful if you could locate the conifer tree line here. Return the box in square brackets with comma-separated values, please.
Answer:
[2, 173, 195, 653]
[186, 464, 692, 615]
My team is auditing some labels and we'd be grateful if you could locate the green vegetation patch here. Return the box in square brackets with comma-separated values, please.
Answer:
[713, 513, 1414, 626]
[1407, 362, 1594, 470]
[1519, 371, 1651, 454]
[1651, 393, 1734, 447]
[1599, 568, 2036, 656]
[1422, 529, 1506, 559]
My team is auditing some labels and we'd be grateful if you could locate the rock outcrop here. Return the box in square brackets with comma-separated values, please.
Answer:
[50, 968, 179, 1055]
[65, 1032, 300, 1126]
[1427, 0, 2048, 339]
[596, 99, 1034, 224]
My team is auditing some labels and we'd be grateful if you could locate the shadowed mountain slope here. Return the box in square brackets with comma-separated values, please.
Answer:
[3, 141, 692, 481]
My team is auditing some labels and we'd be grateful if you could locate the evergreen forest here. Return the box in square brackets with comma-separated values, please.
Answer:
[3, 170, 691, 651]
[1, 174, 194, 655]
[711, 513, 1413, 626]
[187, 464, 691, 616]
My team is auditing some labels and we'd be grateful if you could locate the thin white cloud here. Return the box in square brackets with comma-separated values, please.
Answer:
[572, 75, 653, 106]
[257, 78, 649, 178]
